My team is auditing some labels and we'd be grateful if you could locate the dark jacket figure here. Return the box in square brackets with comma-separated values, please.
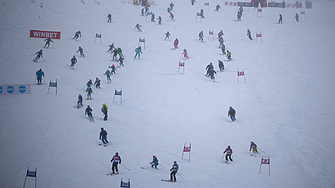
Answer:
[226, 50, 232, 61]
[223, 146, 233, 162]
[77, 94, 83, 106]
[104, 69, 112, 82]
[107, 13, 112, 23]
[228, 106, 236, 121]
[218, 60, 224, 71]
[85, 105, 93, 118]
[94, 78, 101, 88]
[278, 14, 283, 23]
[70, 55, 77, 67]
[247, 29, 252, 40]
[36, 69, 44, 84]
[208, 69, 217, 80]
[77, 47, 85, 58]
[295, 13, 299, 22]
[170, 161, 179, 182]
[108, 64, 117, 74]
[86, 79, 93, 88]
[191, 0, 196, 5]
[100, 127, 109, 144]
[206, 63, 214, 76]
[101, 103, 108, 121]
[111, 152, 121, 174]
[33, 49, 43, 62]
[73, 31, 81, 39]
[44, 37, 53, 48]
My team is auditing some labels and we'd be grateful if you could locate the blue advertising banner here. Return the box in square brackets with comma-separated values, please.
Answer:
[0, 84, 31, 95]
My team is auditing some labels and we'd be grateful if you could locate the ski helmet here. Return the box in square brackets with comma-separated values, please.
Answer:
[174, 161, 177, 163]
[153, 155, 156, 158]
[87, 105, 90, 108]
[89, 79, 92, 81]
[115, 152, 119, 155]
[73, 55, 75, 57]
[228, 146, 231, 148]
[112, 64, 114, 66]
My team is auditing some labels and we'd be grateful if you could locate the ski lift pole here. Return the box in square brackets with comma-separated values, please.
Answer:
[120, 163, 130, 171]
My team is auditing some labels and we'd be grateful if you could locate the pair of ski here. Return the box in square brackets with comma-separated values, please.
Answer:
[106, 172, 119, 176]
[161, 179, 175, 182]
[98, 143, 108, 147]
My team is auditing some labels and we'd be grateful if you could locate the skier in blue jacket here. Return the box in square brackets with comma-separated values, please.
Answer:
[150, 156, 159, 169]
[134, 46, 142, 59]
[85, 105, 93, 120]
[35, 69, 44, 84]
[135, 23, 142, 32]
[100, 127, 109, 144]
[44, 37, 53, 48]
[77, 94, 83, 107]
[77, 47, 85, 58]
[33, 50, 43, 63]
[70, 55, 77, 67]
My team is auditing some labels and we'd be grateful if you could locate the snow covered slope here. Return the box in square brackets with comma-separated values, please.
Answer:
[0, 0, 334, 187]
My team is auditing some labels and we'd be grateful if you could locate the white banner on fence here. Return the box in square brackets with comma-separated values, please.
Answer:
[0, 84, 31, 95]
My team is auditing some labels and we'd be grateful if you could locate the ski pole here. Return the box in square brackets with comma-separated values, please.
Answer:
[177, 173, 184, 179]
[100, 74, 105, 79]
[120, 164, 130, 171]
[41, 56, 46, 62]
[92, 114, 97, 119]
[115, 69, 119, 75]
[258, 148, 266, 153]
[158, 164, 165, 169]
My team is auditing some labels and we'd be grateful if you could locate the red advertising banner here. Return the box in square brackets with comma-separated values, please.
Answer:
[30, 30, 61, 39]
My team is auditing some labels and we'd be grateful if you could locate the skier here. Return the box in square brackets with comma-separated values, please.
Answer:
[215, 4, 221, 11]
[35, 69, 44, 84]
[77, 46, 85, 58]
[220, 43, 226, 55]
[199, 30, 204, 42]
[108, 64, 117, 74]
[164, 31, 171, 40]
[294, 13, 299, 22]
[191, 0, 196, 5]
[117, 47, 123, 58]
[167, 7, 171, 14]
[86, 79, 93, 88]
[218, 30, 224, 39]
[218, 37, 224, 48]
[226, 50, 232, 61]
[157, 16, 162, 24]
[33, 49, 43, 63]
[150, 155, 159, 169]
[205, 62, 214, 77]
[112, 48, 118, 61]
[170, 2, 175, 11]
[208, 68, 217, 80]
[85, 105, 93, 121]
[94, 78, 101, 89]
[170, 161, 179, 182]
[141, 8, 145, 16]
[134, 46, 142, 59]
[151, 13, 155, 22]
[110, 152, 121, 174]
[100, 127, 109, 144]
[239, 6, 243, 13]
[200, 9, 204, 18]
[228, 106, 236, 121]
[278, 14, 283, 23]
[44, 37, 53, 48]
[182, 49, 189, 59]
[107, 13, 112, 23]
[107, 43, 115, 53]
[70, 55, 77, 68]
[237, 11, 242, 21]
[223, 146, 233, 162]
[169, 13, 175, 21]
[247, 29, 252, 40]
[117, 56, 125, 66]
[101, 103, 108, 121]
[173, 38, 179, 49]
[86, 86, 93, 100]
[135, 23, 142, 32]
[73, 31, 81, 40]
[77, 94, 83, 107]
[218, 60, 225, 71]
[249, 141, 259, 154]
[104, 69, 112, 82]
